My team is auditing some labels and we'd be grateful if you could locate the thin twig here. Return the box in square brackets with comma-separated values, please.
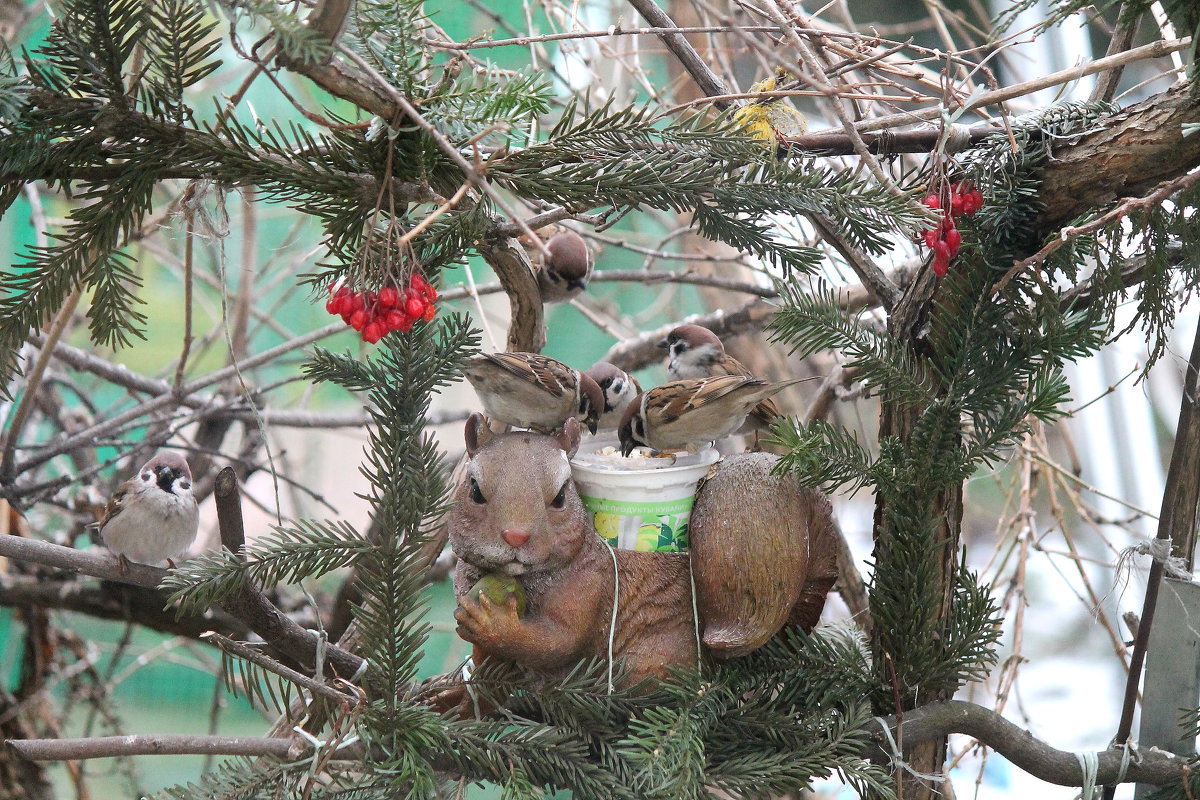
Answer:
[201, 631, 359, 707]
[624, 0, 732, 105]
[856, 36, 1192, 133]
[993, 167, 1200, 295]
[16, 322, 348, 475]
[8, 735, 301, 761]
[0, 290, 82, 483]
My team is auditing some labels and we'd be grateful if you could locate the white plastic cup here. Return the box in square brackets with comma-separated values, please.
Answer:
[570, 435, 720, 552]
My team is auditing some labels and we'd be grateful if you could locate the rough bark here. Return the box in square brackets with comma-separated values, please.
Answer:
[1037, 81, 1200, 235]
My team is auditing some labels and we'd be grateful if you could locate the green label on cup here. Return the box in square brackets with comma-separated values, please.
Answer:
[581, 495, 694, 552]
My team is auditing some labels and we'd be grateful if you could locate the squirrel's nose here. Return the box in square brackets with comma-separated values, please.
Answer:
[501, 529, 530, 548]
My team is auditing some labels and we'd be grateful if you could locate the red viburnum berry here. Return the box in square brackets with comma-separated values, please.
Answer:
[931, 241, 952, 277]
[422, 304, 436, 323]
[944, 228, 962, 255]
[923, 193, 941, 209]
[379, 286, 400, 308]
[349, 309, 368, 331]
[962, 190, 983, 216]
[362, 321, 384, 343]
[405, 291, 426, 320]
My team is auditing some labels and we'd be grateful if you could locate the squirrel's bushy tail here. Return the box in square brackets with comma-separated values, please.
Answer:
[689, 453, 838, 659]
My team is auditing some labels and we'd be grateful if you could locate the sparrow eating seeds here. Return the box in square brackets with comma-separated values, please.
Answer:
[658, 324, 783, 431]
[617, 375, 807, 456]
[584, 361, 642, 431]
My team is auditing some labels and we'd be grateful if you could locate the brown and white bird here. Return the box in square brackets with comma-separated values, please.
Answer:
[617, 375, 807, 456]
[97, 452, 199, 569]
[584, 361, 642, 431]
[463, 352, 603, 434]
[658, 324, 782, 430]
[536, 229, 594, 304]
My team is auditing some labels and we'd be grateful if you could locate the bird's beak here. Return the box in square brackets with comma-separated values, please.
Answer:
[587, 416, 598, 435]
[655, 337, 669, 350]
[567, 278, 588, 292]
[619, 438, 633, 457]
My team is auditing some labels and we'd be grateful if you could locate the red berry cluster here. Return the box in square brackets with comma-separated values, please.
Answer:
[921, 182, 984, 277]
[325, 274, 438, 343]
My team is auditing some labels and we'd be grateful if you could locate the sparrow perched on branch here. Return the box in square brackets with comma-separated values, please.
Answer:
[658, 324, 782, 431]
[97, 451, 199, 569]
[584, 361, 642, 431]
[536, 229, 593, 304]
[617, 375, 808, 456]
[463, 352, 604, 434]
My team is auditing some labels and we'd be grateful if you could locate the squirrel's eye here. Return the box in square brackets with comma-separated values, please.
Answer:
[550, 482, 568, 509]
[469, 478, 486, 505]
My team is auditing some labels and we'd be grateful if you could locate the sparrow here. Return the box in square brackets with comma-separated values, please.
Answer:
[535, 229, 593, 304]
[97, 451, 199, 569]
[463, 352, 603, 434]
[584, 361, 642, 431]
[617, 375, 807, 456]
[658, 324, 782, 430]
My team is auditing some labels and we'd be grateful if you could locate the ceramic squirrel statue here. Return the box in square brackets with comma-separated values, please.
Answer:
[444, 412, 838, 699]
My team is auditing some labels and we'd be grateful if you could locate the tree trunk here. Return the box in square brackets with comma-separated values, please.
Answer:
[872, 268, 964, 799]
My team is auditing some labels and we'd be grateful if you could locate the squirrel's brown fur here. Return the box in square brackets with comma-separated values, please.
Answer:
[441, 413, 837, 707]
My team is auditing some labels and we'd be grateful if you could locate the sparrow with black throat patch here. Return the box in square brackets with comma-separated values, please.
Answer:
[617, 375, 808, 456]
[658, 324, 784, 431]
[97, 451, 199, 570]
[463, 352, 603, 434]
[584, 361, 642, 431]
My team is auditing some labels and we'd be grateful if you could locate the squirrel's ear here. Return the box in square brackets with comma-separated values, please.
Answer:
[556, 418, 581, 459]
[465, 413, 494, 456]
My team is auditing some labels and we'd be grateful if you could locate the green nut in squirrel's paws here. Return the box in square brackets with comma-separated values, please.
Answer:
[468, 574, 528, 615]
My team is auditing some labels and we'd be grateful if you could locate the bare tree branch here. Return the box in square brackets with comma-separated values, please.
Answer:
[9, 735, 300, 761]
[878, 700, 1189, 787]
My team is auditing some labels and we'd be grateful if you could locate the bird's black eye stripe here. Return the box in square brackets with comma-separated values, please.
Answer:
[470, 478, 486, 504]
[142, 472, 152, 481]
[179, 480, 191, 490]
[550, 483, 567, 509]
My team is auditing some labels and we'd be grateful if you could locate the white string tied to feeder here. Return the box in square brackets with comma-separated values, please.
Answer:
[872, 717, 945, 784]
[1075, 750, 1100, 800]
[606, 544, 619, 694]
[1115, 538, 1192, 585]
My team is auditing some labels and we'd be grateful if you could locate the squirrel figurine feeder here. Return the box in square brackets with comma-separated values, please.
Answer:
[445, 412, 838, 699]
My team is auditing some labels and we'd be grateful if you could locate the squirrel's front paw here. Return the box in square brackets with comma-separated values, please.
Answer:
[454, 593, 522, 650]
